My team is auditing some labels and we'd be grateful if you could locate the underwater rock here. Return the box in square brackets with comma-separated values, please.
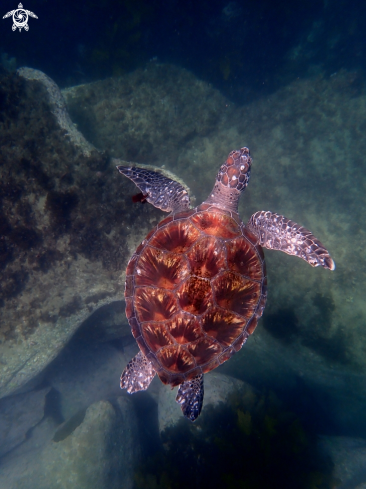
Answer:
[0, 399, 140, 489]
[52, 399, 138, 489]
[2, 61, 366, 442]
[18, 68, 95, 157]
[61, 63, 229, 167]
[0, 68, 165, 398]
[0, 386, 50, 457]
[71, 300, 131, 343]
[45, 336, 137, 420]
[158, 372, 250, 434]
[0, 416, 57, 489]
[40, 399, 139, 489]
[319, 436, 366, 488]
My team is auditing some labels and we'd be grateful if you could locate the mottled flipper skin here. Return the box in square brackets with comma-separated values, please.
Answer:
[120, 351, 156, 393]
[116, 166, 190, 213]
[247, 211, 335, 270]
[176, 374, 204, 422]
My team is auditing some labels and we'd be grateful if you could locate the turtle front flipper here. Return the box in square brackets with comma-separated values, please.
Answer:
[120, 351, 156, 393]
[176, 374, 204, 422]
[117, 166, 190, 213]
[248, 211, 335, 270]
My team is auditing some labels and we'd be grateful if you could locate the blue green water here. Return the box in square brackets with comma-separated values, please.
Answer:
[1, 1, 366, 488]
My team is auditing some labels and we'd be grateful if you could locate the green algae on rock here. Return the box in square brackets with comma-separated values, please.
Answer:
[61, 63, 230, 167]
[0, 68, 165, 399]
[17, 68, 96, 158]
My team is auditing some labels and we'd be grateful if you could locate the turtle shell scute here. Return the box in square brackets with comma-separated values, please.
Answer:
[173, 209, 196, 220]
[126, 254, 138, 276]
[187, 236, 226, 278]
[126, 208, 267, 385]
[125, 275, 134, 298]
[125, 297, 134, 320]
[142, 322, 174, 351]
[136, 335, 150, 358]
[177, 276, 213, 315]
[164, 312, 202, 344]
[135, 246, 189, 289]
[218, 347, 236, 364]
[157, 344, 196, 373]
[226, 237, 264, 281]
[157, 215, 174, 228]
[232, 332, 249, 352]
[201, 307, 246, 346]
[128, 317, 141, 339]
[191, 211, 241, 238]
[134, 287, 178, 323]
[212, 271, 261, 318]
[186, 337, 222, 366]
[149, 219, 201, 254]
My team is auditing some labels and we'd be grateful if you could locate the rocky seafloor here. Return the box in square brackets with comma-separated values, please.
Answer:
[0, 62, 366, 487]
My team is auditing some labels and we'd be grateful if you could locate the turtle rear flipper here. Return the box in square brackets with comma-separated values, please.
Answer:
[176, 374, 204, 422]
[120, 351, 156, 393]
[117, 165, 190, 213]
[248, 211, 335, 270]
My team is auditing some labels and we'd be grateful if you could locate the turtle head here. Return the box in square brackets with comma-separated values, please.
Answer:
[203, 147, 252, 213]
[216, 147, 252, 191]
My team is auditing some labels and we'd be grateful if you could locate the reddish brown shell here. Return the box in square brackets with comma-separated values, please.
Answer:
[125, 205, 267, 387]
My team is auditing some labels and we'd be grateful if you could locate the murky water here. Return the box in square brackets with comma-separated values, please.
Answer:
[1, 1, 366, 488]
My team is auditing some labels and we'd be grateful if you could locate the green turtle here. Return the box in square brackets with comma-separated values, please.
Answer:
[117, 147, 335, 421]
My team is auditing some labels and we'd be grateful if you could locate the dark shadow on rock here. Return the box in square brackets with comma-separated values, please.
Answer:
[130, 392, 162, 459]
[52, 408, 86, 442]
[44, 387, 64, 425]
[279, 375, 339, 437]
[135, 387, 335, 489]
[0, 386, 50, 459]
[263, 308, 299, 344]
[301, 294, 349, 365]
[74, 300, 130, 343]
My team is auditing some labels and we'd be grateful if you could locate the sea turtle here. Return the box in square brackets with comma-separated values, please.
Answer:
[117, 147, 335, 421]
